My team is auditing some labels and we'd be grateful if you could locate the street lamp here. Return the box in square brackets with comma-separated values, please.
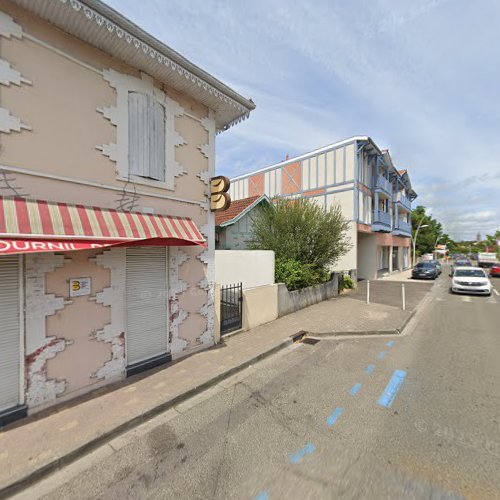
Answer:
[412, 221, 429, 266]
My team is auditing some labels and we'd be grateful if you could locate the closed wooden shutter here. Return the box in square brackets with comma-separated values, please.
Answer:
[128, 92, 166, 181]
[128, 92, 149, 178]
[126, 247, 168, 365]
[0, 256, 20, 412]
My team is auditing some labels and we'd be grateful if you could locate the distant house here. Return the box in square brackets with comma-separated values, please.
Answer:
[216, 195, 270, 249]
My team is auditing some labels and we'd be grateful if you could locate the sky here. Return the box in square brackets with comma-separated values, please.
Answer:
[104, 0, 500, 240]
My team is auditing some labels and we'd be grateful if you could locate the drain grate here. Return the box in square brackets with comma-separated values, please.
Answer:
[301, 337, 320, 345]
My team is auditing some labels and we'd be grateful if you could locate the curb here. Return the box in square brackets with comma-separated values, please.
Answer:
[1, 337, 294, 498]
[306, 309, 417, 338]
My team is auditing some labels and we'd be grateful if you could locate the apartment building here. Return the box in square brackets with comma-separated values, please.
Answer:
[0, 0, 254, 425]
[229, 136, 417, 280]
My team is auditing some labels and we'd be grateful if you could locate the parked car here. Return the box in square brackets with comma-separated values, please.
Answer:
[490, 263, 500, 278]
[450, 267, 492, 296]
[449, 258, 472, 276]
[429, 259, 442, 274]
[412, 262, 439, 280]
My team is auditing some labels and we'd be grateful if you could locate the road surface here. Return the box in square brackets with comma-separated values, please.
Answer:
[19, 270, 500, 499]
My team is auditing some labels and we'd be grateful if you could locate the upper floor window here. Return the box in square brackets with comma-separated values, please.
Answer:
[128, 92, 166, 182]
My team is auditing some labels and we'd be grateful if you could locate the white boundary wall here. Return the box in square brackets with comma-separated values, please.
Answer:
[215, 250, 275, 289]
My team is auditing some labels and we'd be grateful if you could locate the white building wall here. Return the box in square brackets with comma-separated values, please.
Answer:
[215, 250, 275, 289]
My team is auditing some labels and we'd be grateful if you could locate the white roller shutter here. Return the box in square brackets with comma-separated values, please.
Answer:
[0, 255, 21, 412]
[126, 247, 168, 366]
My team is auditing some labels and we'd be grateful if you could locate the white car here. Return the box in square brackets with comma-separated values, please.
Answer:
[451, 266, 492, 296]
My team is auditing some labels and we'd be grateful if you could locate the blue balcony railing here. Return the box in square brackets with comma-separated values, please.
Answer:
[393, 191, 411, 211]
[372, 175, 392, 195]
[394, 219, 411, 236]
[372, 210, 392, 231]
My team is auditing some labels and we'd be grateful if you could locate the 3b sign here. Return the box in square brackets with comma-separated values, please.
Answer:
[69, 277, 91, 297]
[210, 176, 231, 212]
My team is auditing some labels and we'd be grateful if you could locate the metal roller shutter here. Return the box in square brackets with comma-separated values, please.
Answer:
[126, 247, 168, 365]
[0, 255, 21, 412]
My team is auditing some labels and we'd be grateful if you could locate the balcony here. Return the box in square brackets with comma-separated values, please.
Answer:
[393, 191, 411, 212]
[372, 175, 392, 196]
[393, 219, 411, 237]
[372, 210, 392, 232]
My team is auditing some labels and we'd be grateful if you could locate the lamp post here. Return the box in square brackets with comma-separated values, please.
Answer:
[412, 221, 429, 266]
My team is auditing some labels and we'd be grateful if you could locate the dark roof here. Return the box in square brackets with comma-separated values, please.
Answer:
[215, 195, 266, 226]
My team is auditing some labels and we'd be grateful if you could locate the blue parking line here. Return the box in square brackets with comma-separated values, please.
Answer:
[327, 407, 344, 427]
[289, 443, 315, 464]
[378, 370, 407, 408]
[378, 351, 387, 360]
[349, 383, 362, 395]
[254, 491, 269, 500]
[385, 340, 395, 347]
[365, 364, 375, 374]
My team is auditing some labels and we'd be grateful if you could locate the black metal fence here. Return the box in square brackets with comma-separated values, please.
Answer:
[220, 283, 243, 335]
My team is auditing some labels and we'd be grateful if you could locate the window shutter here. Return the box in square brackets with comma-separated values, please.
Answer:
[149, 100, 166, 182]
[128, 92, 149, 178]
[0, 256, 20, 412]
[128, 92, 166, 182]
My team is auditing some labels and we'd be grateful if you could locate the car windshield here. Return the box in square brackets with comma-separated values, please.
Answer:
[455, 260, 470, 266]
[416, 263, 434, 269]
[454, 269, 486, 278]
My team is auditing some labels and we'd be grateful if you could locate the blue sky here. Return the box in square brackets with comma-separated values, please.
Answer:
[104, 0, 500, 240]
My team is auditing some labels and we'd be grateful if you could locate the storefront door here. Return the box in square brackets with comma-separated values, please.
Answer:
[0, 255, 21, 414]
[392, 247, 399, 271]
[126, 247, 169, 370]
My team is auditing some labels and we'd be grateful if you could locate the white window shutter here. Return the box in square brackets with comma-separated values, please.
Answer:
[128, 92, 149, 178]
[128, 92, 166, 182]
[150, 100, 166, 182]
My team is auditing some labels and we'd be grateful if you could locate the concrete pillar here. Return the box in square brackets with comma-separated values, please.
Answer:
[389, 245, 393, 273]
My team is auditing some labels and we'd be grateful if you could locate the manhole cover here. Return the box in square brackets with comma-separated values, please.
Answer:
[301, 337, 320, 345]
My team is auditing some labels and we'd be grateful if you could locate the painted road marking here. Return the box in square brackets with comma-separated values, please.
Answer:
[493, 289, 499, 296]
[378, 370, 407, 408]
[289, 443, 315, 464]
[349, 383, 362, 396]
[385, 340, 395, 347]
[378, 351, 387, 360]
[327, 407, 344, 427]
[461, 296, 471, 303]
[365, 364, 375, 375]
[254, 491, 269, 500]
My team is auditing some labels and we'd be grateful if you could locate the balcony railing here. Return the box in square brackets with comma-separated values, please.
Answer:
[373, 210, 392, 228]
[394, 219, 411, 235]
[372, 175, 392, 195]
[393, 191, 411, 211]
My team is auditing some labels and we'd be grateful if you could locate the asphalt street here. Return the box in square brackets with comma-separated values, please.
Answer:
[20, 267, 500, 500]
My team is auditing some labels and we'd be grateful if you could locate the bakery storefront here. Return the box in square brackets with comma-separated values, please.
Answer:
[0, 196, 204, 425]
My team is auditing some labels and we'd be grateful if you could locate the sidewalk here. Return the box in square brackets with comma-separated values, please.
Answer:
[0, 284, 428, 496]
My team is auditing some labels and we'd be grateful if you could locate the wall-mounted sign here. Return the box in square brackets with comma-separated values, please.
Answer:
[69, 277, 91, 297]
[210, 175, 231, 212]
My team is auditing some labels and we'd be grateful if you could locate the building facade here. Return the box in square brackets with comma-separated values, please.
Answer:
[0, 0, 254, 425]
[229, 136, 416, 280]
[215, 195, 269, 250]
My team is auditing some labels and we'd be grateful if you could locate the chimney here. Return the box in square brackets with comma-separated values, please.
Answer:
[285, 154, 289, 161]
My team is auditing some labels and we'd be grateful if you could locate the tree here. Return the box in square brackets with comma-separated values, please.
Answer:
[249, 197, 351, 288]
[411, 205, 443, 257]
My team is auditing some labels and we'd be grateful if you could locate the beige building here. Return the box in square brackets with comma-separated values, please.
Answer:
[0, 0, 254, 425]
[229, 137, 417, 280]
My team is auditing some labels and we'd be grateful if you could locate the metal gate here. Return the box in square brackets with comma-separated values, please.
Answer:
[220, 283, 243, 335]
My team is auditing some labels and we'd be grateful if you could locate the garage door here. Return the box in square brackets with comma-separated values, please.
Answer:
[126, 247, 168, 366]
[0, 255, 21, 412]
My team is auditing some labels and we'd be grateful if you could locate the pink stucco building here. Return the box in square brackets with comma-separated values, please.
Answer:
[0, 0, 254, 425]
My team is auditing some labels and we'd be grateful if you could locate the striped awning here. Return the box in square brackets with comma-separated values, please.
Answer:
[0, 197, 205, 255]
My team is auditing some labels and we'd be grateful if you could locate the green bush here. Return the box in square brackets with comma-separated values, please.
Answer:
[342, 274, 354, 289]
[275, 258, 328, 291]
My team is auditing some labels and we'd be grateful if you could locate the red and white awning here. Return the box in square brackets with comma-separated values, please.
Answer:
[0, 197, 205, 255]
